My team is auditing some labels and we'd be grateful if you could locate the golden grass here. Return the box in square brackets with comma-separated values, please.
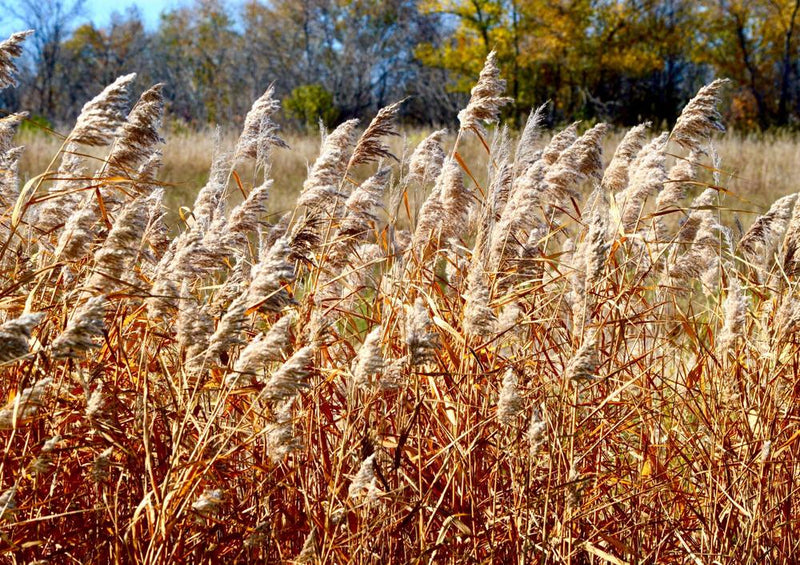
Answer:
[2, 64, 800, 565]
[18, 127, 798, 223]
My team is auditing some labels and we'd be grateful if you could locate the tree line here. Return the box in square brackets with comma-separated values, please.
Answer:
[2, 0, 800, 131]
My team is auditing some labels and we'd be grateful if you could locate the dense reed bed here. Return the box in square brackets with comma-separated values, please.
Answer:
[1, 32, 798, 564]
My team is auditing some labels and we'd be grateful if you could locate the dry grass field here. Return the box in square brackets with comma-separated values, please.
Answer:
[2, 31, 800, 564]
[17, 127, 800, 222]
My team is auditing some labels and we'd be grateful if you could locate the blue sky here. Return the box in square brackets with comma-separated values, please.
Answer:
[82, 0, 182, 30]
[0, 1, 191, 37]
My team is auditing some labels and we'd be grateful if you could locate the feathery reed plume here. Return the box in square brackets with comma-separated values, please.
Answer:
[229, 313, 295, 386]
[298, 119, 359, 210]
[0, 312, 43, 363]
[176, 283, 213, 369]
[54, 197, 101, 262]
[90, 447, 113, 482]
[0, 30, 32, 89]
[51, 296, 106, 358]
[674, 187, 717, 243]
[204, 292, 250, 365]
[618, 132, 668, 233]
[31, 435, 60, 476]
[528, 408, 547, 455]
[405, 297, 438, 365]
[380, 355, 407, 390]
[192, 489, 223, 516]
[337, 168, 390, 241]
[87, 196, 149, 294]
[138, 188, 169, 269]
[572, 207, 610, 293]
[775, 293, 800, 341]
[296, 529, 318, 563]
[410, 180, 446, 252]
[266, 398, 299, 462]
[463, 267, 496, 338]
[348, 99, 404, 169]
[36, 145, 87, 233]
[85, 383, 107, 421]
[457, 50, 513, 137]
[738, 193, 798, 258]
[406, 129, 447, 186]
[487, 156, 513, 221]
[191, 131, 231, 230]
[260, 344, 315, 402]
[247, 236, 295, 311]
[497, 368, 522, 424]
[0, 487, 15, 520]
[228, 180, 272, 236]
[353, 326, 384, 389]
[0, 146, 22, 208]
[671, 79, 729, 154]
[0, 112, 27, 155]
[167, 228, 224, 282]
[514, 102, 548, 173]
[601, 122, 650, 194]
[287, 212, 324, 263]
[670, 213, 721, 283]
[540, 123, 579, 164]
[718, 271, 748, 351]
[0, 378, 51, 429]
[348, 454, 381, 502]
[69, 73, 136, 146]
[107, 83, 164, 174]
[543, 123, 608, 207]
[658, 152, 698, 214]
[438, 159, 470, 241]
[261, 212, 291, 255]
[487, 124, 579, 271]
[234, 84, 288, 164]
[514, 225, 547, 285]
[131, 150, 163, 202]
[781, 197, 800, 277]
[564, 331, 598, 382]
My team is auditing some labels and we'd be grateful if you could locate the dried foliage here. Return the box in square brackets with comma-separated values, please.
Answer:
[1, 28, 800, 565]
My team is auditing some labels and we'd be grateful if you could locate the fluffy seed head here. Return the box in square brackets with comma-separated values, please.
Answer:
[70, 73, 136, 146]
[107, 83, 164, 174]
[565, 332, 598, 382]
[405, 297, 438, 365]
[261, 344, 315, 402]
[497, 369, 523, 425]
[235, 84, 288, 164]
[299, 119, 359, 210]
[51, 296, 107, 358]
[515, 102, 549, 172]
[0, 30, 32, 89]
[348, 99, 404, 169]
[193, 489, 224, 516]
[458, 50, 513, 136]
[672, 79, 729, 154]
[718, 273, 748, 351]
[0, 378, 52, 429]
[348, 453, 381, 502]
[0, 312, 43, 363]
[407, 129, 447, 185]
[353, 326, 384, 389]
[231, 312, 295, 382]
[602, 122, 650, 194]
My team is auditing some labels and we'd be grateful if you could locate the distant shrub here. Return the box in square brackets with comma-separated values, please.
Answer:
[284, 83, 339, 130]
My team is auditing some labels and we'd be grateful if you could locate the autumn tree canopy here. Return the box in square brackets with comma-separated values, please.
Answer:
[2, 0, 800, 130]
